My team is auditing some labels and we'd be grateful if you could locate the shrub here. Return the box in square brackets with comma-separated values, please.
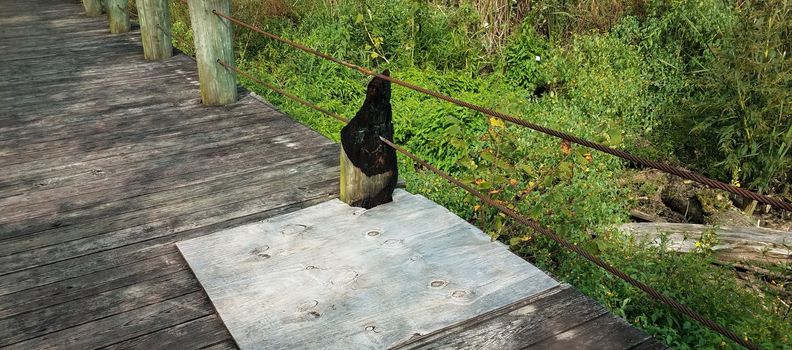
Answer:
[678, 0, 791, 195]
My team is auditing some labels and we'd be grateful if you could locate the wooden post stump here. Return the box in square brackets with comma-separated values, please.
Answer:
[340, 71, 397, 209]
[188, 0, 237, 105]
[105, 0, 130, 33]
[136, 0, 172, 60]
[82, 0, 103, 16]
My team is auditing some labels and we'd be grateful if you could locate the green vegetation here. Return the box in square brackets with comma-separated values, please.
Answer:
[167, 1, 791, 348]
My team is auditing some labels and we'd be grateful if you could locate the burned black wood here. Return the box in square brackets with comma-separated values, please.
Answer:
[339, 70, 398, 208]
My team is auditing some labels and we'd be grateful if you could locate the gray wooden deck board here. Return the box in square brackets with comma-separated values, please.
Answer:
[396, 284, 655, 350]
[0, 0, 665, 349]
[177, 190, 560, 349]
[0, 0, 337, 348]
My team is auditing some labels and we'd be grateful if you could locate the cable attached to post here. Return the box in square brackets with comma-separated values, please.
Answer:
[212, 9, 792, 213]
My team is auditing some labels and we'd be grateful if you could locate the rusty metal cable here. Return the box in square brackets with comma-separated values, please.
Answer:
[211, 10, 792, 213]
[217, 60, 349, 123]
[380, 137, 761, 350]
[220, 63, 760, 350]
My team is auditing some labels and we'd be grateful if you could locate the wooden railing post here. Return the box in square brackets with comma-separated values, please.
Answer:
[136, 0, 173, 60]
[339, 71, 397, 209]
[105, 0, 130, 33]
[82, 0, 103, 16]
[187, 0, 237, 105]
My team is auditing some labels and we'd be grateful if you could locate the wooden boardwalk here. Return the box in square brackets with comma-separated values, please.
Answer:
[0, 0, 338, 348]
[0, 1, 664, 349]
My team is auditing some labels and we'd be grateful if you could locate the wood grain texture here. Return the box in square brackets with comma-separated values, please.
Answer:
[0, 0, 337, 348]
[397, 284, 665, 350]
[136, 0, 172, 60]
[620, 222, 792, 263]
[98, 314, 232, 350]
[82, 0, 104, 16]
[0, 252, 188, 319]
[187, 0, 237, 105]
[177, 190, 559, 349]
[340, 149, 396, 208]
[105, 0, 130, 33]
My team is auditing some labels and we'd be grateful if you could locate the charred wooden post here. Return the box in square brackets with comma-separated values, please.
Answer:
[105, 0, 130, 33]
[340, 71, 398, 209]
[188, 0, 237, 105]
[136, 0, 172, 60]
[82, 0, 103, 16]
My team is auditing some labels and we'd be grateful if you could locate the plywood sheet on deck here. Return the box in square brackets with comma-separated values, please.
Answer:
[177, 190, 558, 349]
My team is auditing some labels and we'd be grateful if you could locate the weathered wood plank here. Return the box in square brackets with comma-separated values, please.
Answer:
[3, 292, 216, 350]
[0, 108, 301, 190]
[0, 2, 332, 348]
[100, 314, 231, 350]
[0, 270, 201, 346]
[395, 285, 605, 349]
[0, 115, 322, 202]
[0, 137, 333, 231]
[178, 190, 559, 349]
[0, 165, 338, 274]
[0, 114, 280, 184]
[0, 147, 336, 256]
[0, 252, 187, 319]
[0, 24, 124, 44]
[0, 100, 284, 165]
[396, 284, 663, 350]
[524, 312, 651, 349]
[200, 340, 239, 350]
[0, 33, 140, 56]
[620, 222, 792, 263]
[0, 29, 115, 50]
[0, 193, 334, 296]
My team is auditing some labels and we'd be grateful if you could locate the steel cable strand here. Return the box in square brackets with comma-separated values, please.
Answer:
[378, 137, 760, 350]
[211, 10, 792, 212]
[217, 60, 349, 124]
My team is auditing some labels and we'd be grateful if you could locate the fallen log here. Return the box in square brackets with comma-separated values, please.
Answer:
[619, 223, 792, 264]
[629, 209, 667, 223]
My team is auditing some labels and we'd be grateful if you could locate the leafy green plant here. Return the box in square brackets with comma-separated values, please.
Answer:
[503, 24, 549, 90]
[681, 0, 791, 199]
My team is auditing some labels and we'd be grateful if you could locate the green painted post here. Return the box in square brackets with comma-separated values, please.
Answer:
[106, 0, 130, 34]
[188, 0, 237, 105]
[82, 0, 103, 16]
[136, 0, 173, 60]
